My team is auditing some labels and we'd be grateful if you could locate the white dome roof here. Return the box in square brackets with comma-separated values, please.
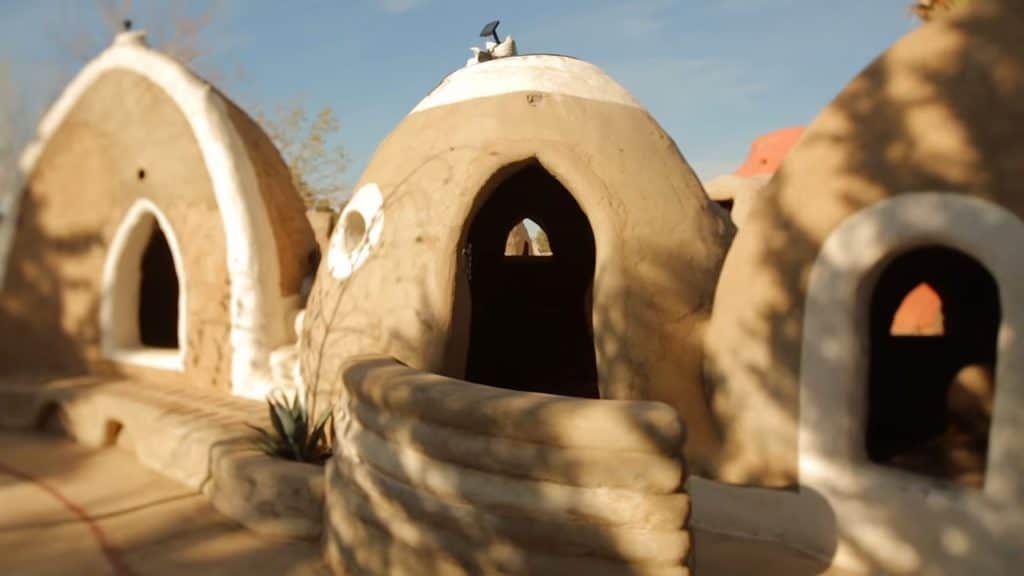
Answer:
[411, 54, 644, 114]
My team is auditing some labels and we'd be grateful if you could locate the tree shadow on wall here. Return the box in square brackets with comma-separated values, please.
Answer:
[328, 357, 694, 575]
[0, 188, 102, 383]
[706, 10, 1023, 574]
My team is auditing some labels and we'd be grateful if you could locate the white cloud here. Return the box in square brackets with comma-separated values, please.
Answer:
[374, 0, 427, 14]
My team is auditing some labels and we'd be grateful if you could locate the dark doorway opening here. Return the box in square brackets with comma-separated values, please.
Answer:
[867, 246, 999, 487]
[463, 162, 598, 398]
[138, 226, 179, 349]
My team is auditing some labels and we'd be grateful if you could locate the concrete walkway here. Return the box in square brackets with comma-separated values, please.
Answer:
[0, 430, 841, 576]
[0, 432, 327, 576]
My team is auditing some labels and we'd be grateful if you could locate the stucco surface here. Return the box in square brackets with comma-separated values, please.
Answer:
[222, 99, 316, 297]
[703, 173, 769, 228]
[1, 36, 315, 396]
[793, 193, 1024, 574]
[705, 0, 1024, 487]
[301, 59, 731, 469]
[0, 69, 231, 387]
[325, 357, 691, 576]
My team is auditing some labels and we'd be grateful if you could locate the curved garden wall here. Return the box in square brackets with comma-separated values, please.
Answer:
[325, 356, 692, 575]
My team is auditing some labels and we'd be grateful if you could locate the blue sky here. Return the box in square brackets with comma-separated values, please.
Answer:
[0, 0, 921, 186]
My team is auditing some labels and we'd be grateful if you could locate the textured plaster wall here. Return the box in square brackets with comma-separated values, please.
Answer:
[222, 99, 316, 298]
[4, 32, 316, 398]
[0, 69, 232, 388]
[794, 193, 1024, 574]
[1, 33, 315, 396]
[705, 0, 1024, 487]
[301, 78, 732, 471]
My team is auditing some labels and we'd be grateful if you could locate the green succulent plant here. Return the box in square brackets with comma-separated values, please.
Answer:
[248, 389, 333, 464]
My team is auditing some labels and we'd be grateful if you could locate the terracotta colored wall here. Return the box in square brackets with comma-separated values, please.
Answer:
[734, 127, 805, 177]
[0, 69, 232, 388]
[705, 0, 1024, 485]
[302, 91, 732, 472]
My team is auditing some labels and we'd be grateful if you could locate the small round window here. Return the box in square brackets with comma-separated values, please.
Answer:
[344, 210, 368, 254]
[328, 183, 384, 280]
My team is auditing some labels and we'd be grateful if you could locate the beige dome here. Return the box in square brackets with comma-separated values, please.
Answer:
[301, 54, 732, 469]
[0, 31, 316, 397]
[706, 0, 1024, 486]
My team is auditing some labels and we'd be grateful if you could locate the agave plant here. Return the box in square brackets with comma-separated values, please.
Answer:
[248, 389, 333, 464]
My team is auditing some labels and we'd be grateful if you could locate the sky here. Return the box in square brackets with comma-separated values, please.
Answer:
[0, 0, 923, 189]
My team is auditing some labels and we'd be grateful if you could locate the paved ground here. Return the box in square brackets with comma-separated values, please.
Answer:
[0, 431, 838, 576]
[0, 432, 328, 576]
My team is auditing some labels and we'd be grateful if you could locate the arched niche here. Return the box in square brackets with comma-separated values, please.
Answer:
[100, 199, 187, 371]
[461, 161, 598, 398]
[797, 193, 1024, 570]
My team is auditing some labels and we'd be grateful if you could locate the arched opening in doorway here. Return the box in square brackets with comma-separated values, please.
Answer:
[138, 226, 179, 348]
[101, 199, 186, 370]
[867, 246, 1000, 487]
[462, 162, 598, 398]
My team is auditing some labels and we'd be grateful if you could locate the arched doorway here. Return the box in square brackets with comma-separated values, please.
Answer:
[463, 162, 598, 398]
[101, 199, 186, 370]
[867, 246, 1000, 486]
[139, 226, 179, 348]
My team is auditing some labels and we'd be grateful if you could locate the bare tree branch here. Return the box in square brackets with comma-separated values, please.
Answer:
[257, 102, 350, 210]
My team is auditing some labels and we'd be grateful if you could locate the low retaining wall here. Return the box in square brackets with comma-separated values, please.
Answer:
[0, 375, 324, 540]
[325, 356, 692, 576]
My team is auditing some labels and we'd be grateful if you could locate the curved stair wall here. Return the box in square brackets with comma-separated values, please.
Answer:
[325, 356, 692, 576]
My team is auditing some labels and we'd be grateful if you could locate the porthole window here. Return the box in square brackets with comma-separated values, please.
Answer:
[329, 183, 384, 280]
[344, 210, 368, 254]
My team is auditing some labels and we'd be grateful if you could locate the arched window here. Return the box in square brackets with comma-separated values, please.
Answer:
[101, 199, 186, 371]
[503, 218, 553, 257]
[889, 282, 944, 336]
[461, 162, 598, 398]
[867, 246, 999, 487]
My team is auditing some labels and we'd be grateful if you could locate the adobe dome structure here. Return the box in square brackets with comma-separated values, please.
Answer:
[301, 53, 732, 574]
[302, 53, 732, 463]
[0, 31, 317, 397]
[3, 7, 1022, 575]
[702, 1, 1024, 572]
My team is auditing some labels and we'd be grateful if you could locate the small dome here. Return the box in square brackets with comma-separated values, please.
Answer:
[706, 0, 1024, 486]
